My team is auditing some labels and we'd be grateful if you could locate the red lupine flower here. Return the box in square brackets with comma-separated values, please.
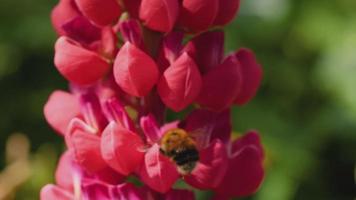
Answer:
[74, 0, 122, 27]
[139, 0, 179, 33]
[157, 52, 202, 112]
[54, 36, 111, 85]
[113, 42, 160, 97]
[100, 109, 231, 193]
[179, 0, 219, 32]
[214, 131, 265, 198]
[45, 0, 266, 197]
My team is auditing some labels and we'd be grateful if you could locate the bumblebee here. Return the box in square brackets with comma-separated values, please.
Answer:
[160, 128, 199, 175]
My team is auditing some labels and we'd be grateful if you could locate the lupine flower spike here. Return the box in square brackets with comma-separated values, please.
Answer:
[43, 0, 265, 199]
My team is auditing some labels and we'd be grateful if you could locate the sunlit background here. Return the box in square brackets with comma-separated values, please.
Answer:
[0, 0, 355, 199]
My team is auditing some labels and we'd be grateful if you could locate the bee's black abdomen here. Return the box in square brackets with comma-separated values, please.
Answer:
[173, 148, 199, 166]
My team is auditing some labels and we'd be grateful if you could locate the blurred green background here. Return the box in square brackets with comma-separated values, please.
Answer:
[0, 0, 355, 199]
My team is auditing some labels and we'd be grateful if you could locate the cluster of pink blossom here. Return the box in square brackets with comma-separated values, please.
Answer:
[41, 0, 265, 199]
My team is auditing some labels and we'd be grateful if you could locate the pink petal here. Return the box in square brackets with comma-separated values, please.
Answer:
[116, 183, 146, 200]
[54, 36, 111, 85]
[102, 98, 136, 132]
[51, 0, 80, 35]
[179, 0, 219, 32]
[234, 48, 263, 105]
[164, 189, 195, 200]
[101, 122, 145, 175]
[139, 144, 179, 193]
[158, 53, 202, 112]
[184, 31, 224, 74]
[197, 55, 242, 111]
[139, 0, 179, 32]
[157, 31, 184, 73]
[113, 42, 159, 97]
[118, 19, 145, 50]
[99, 27, 118, 59]
[215, 145, 264, 197]
[44, 90, 81, 136]
[62, 16, 101, 45]
[79, 92, 108, 134]
[140, 114, 161, 144]
[185, 140, 228, 189]
[93, 166, 126, 185]
[66, 129, 107, 173]
[55, 151, 76, 191]
[74, 0, 121, 26]
[214, 0, 240, 26]
[180, 109, 231, 148]
[82, 181, 111, 200]
[40, 184, 73, 200]
[232, 131, 264, 158]
[122, 0, 142, 18]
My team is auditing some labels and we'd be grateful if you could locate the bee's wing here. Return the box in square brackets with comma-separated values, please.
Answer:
[188, 128, 212, 149]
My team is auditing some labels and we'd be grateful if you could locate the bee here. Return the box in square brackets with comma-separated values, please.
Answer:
[160, 128, 199, 175]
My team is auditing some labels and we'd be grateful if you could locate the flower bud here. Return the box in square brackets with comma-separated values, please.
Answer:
[113, 42, 159, 97]
[179, 0, 219, 32]
[158, 53, 202, 112]
[139, 0, 179, 32]
[54, 36, 111, 85]
[74, 0, 122, 26]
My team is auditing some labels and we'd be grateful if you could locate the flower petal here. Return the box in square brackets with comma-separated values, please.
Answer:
[101, 122, 145, 175]
[99, 27, 118, 59]
[197, 55, 241, 111]
[215, 145, 264, 197]
[140, 0, 179, 32]
[113, 42, 159, 97]
[185, 140, 228, 189]
[118, 19, 145, 50]
[122, 0, 141, 18]
[214, 0, 240, 26]
[158, 53, 202, 112]
[184, 31, 224, 74]
[139, 144, 179, 193]
[140, 114, 161, 144]
[40, 184, 73, 200]
[82, 181, 111, 200]
[179, 0, 219, 32]
[44, 90, 81, 136]
[180, 109, 231, 148]
[234, 48, 263, 105]
[232, 131, 264, 158]
[55, 151, 77, 191]
[62, 16, 101, 45]
[51, 0, 80, 35]
[54, 36, 110, 85]
[74, 0, 121, 26]
[66, 129, 107, 173]
[116, 183, 146, 200]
